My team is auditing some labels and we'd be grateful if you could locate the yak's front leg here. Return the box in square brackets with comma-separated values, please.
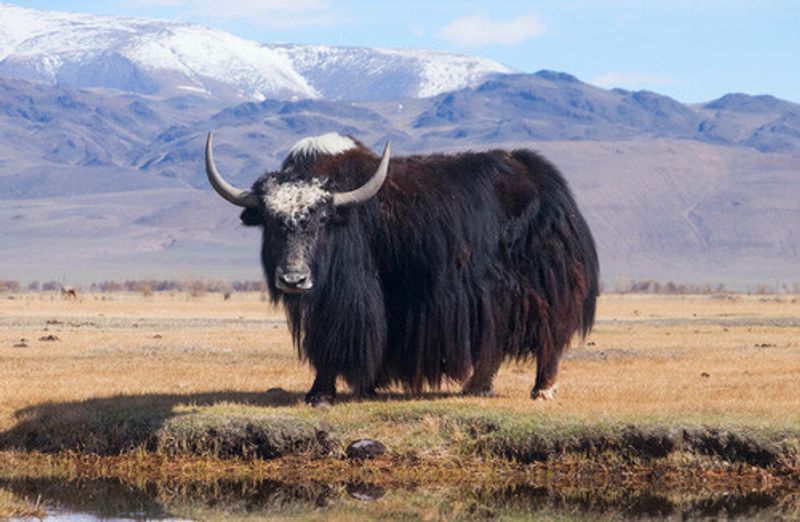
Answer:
[305, 370, 337, 408]
[303, 265, 386, 407]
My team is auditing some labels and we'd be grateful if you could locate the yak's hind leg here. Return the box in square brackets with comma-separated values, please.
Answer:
[530, 346, 560, 400]
[462, 351, 504, 397]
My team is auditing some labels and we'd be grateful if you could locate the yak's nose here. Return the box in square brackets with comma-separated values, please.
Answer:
[276, 268, 313, 292]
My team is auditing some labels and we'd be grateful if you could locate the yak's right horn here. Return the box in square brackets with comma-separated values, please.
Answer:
[332, 142, 391, 207]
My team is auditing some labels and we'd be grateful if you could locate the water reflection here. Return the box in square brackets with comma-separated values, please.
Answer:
[345, 482, 386, 502]
[476, 484, 798, 520]
[1, 477, 797, 520]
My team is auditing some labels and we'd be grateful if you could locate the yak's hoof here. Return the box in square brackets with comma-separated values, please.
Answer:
[356, 388, 379, 401]
[531, 383, 559, 401]
[462, 387, 495, 397]
[305, 392, 335, 409]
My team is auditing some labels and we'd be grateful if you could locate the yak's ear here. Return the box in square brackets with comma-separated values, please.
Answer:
[240, 207, 264, 226]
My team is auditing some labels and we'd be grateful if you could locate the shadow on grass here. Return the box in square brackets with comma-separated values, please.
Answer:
[0, 387, 464, 456]
[0, 388, 312, 455]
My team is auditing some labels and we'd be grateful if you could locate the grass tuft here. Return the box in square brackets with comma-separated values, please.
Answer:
[0, 487, 46, 518]
[156, 410, 336, 459]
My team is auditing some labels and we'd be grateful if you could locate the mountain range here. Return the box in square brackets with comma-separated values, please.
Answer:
[0, 4, 798, 289]
[0, 4, 510, 103]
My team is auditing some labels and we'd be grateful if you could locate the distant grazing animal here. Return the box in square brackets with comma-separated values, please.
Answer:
[59, 284, 77, 300]
[206, 132, 599, 406]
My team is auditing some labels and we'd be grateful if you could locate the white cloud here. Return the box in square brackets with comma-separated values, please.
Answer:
[591, 72, 676, 91]
[438, 13, 546, 47]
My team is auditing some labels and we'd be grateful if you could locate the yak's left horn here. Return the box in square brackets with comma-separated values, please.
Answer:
[205, 132, 259, 208]
[332, 142, 391, 207]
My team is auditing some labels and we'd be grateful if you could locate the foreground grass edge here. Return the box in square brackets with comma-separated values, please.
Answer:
[2, 400, 798, 471]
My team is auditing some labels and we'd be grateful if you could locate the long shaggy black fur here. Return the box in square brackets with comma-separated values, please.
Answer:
[242, 141, 599, 400]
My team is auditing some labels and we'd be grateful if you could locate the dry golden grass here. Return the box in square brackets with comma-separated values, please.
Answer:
[1, 292, 799, 522]
[2, 292, 798, 433]
[0, 293, 293, 430]
[0, 487, 45, 518]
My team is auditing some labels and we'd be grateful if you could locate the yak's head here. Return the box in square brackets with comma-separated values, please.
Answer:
[205, 132, 390, 294]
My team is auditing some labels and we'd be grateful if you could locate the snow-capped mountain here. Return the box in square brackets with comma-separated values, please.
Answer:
[0, 4, 512, 103]
[270, 44, 513, 101]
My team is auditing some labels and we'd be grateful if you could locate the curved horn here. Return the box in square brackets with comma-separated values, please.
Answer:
[332, 142, 391, 207]
[205, 132, 259, 208]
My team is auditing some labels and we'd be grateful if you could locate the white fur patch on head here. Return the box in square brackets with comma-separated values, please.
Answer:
[263, 180, 329, 225]
[288, 133, 357, 159]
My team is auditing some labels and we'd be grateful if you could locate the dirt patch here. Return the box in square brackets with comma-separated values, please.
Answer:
[564, 348, 640, 361]
[597, 317, 800, 328]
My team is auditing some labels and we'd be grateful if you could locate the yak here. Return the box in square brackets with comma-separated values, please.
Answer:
[205, 132, 599, 406]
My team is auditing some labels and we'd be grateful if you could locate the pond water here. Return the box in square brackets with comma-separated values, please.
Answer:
[3, 477, 797, 520]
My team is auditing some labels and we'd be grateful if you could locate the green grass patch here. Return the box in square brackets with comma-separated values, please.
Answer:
[471, 415, 800, 467]
[1, 396, 799, 471]
[157, 409, 335, 459]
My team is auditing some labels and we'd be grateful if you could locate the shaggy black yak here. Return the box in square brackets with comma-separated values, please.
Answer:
[206, 132, 598, 406]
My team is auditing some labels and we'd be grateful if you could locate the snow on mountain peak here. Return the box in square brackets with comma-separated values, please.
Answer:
[269, 44, 513, 100]
[0, 3, 512, 102]
[0, 3, 318, 101]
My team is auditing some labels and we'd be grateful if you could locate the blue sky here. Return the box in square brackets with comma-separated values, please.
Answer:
[7, 1, 800, 102]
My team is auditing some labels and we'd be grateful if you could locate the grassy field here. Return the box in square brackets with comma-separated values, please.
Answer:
[0, 292, 799, 517]
[2, 292, 799, 428]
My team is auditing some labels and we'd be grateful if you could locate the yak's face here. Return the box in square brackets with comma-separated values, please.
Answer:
[242, 178, 334, 294]
[204, 132, 391, 295]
